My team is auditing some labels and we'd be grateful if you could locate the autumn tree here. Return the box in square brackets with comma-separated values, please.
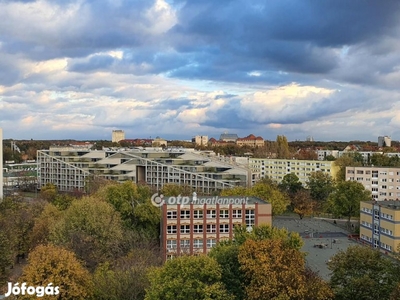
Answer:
[328, 246, 400, 300]
[209, 225, 304, 300]
[276, 135, 291, 159]
[220, 182, 289, 216]
[327, 181, 371, 222]
[49, 196, 124, 270]
[291, 189, 315, 219]
[333, 154, 362, 182]
[238, 239, 307, 300]
[19, 244, 93, 300]
[93, 248, 162, 300]
[160, 183, 193, 196]
[145, 255, 234, 300]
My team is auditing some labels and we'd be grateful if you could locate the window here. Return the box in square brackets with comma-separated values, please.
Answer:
[193, 210, 203, 219]
[167, 211, 177, 219]
[374, 225, 379, 234]
[233, 209, 242, 218]
[382, 185, 387, 189]
[207, 239, 216, 248]
[372, 188, 378, 192]
[167, 225, 177, 234]
[166, 239, 177, 249]
[246, 209, 255, 226]
[180, 225, 190, 234]
[193, 239, 203, 248]
[372, 181, 378, 185]
[220, 209, 229, 218]
[180, 210, 191, 219]
[207, 224, 216, 233]
[220, 224, 230, 233]
[194, 224, 203, 233]
[180, 240, 190, 248]
[381, 179, 387, 182]
[207, 210, 216, 218]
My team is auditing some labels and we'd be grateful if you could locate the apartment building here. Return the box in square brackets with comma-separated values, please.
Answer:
[249, 158, 337, 185]
[346, 167, 400, 201]
[192, 135, 209, 146]
[360, 200, 400, 253]
[37, 147, 251, 194]
[161, 194, 271, 260]
[378, 136, 391, 147]
[112, 130, 125, 143]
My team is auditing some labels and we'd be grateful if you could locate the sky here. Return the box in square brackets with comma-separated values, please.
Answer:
[1, 0, 400, 142]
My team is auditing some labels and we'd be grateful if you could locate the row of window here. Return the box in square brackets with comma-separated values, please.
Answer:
[167, 224, 236, 234]
[366, 209, 395, 220]
[167, 209, 250, 219]
[167, 239, 217, 249]
[349, 170, 400, 176]
[380, 227, 393, 236]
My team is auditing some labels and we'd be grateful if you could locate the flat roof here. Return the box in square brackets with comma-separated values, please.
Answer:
[363, 200, 400, 209]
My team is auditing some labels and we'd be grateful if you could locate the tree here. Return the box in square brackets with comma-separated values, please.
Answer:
[306, 172, 335, 212]
[276, 135, 290, 159]
[250, 182, 289, 216]
[49, 196, 124, 270]
[0, 231, 13, 284]
[95, 181, 160, 239]
[145, 255, 234, 300]
[160, 183, 193, 196]
[19, 244, 93, 300]
[238, 238, 307, 300]
[209, 225, 303, 300]
[291, 190, 315, 219]
[279, 173, 303, 197]
[328, 246, 400, 300]
[327, 181, 371, 222]
[220, 183, 289, 216]
[333, 154, 362, 182]
[93, 248, 162, 300]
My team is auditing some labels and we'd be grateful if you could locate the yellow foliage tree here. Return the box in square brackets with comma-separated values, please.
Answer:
[19, 244, 93, 300]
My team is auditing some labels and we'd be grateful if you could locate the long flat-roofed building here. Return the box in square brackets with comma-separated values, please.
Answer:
[360, 200, 400, 253]
[161, 194, 271, 260]
[37, 147, 251, 194]
[249, 158, 338, 185]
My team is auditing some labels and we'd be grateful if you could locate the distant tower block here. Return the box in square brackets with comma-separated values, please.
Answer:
[112, 130, 125, 143]
[378, 136, 391, 147]
[306, 136, 314, 142]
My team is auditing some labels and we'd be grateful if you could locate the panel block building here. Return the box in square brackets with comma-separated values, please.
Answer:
[249, 158, 338, 185]
[346, 166, 400, 201]
[360, 200, 400, 253]
[161, 195, 271, 260]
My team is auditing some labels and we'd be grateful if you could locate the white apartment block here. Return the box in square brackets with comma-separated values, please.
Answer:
[346, 166, 400, 201]
[37, 147, 252, 194]
[249, 158, 337, 185]
[112, 130, 125, 143]
[193, 135, 209, 146]
[378, 136, 391, 147]
[316, 150, 339, 161]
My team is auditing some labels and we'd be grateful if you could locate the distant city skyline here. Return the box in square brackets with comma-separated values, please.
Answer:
[1, 1, 400, 141]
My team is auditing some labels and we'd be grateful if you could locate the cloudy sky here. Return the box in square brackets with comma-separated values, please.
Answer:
[1, 0, 400, 142]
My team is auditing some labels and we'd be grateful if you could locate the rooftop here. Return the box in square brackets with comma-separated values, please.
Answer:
[364, 200, 400, 209]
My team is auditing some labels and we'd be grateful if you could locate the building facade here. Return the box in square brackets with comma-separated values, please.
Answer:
[360, 200, 400, 253]
[249, 158, 337, 185]
[346, 166, 400, 201]
[112, 130, 125, 143]
[162, 195, 271, 260]
[192, 135, 209, 146]
[378, 136, 391, 147]
[236, 134, 264, 147]
[37, 147, 251, 194]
